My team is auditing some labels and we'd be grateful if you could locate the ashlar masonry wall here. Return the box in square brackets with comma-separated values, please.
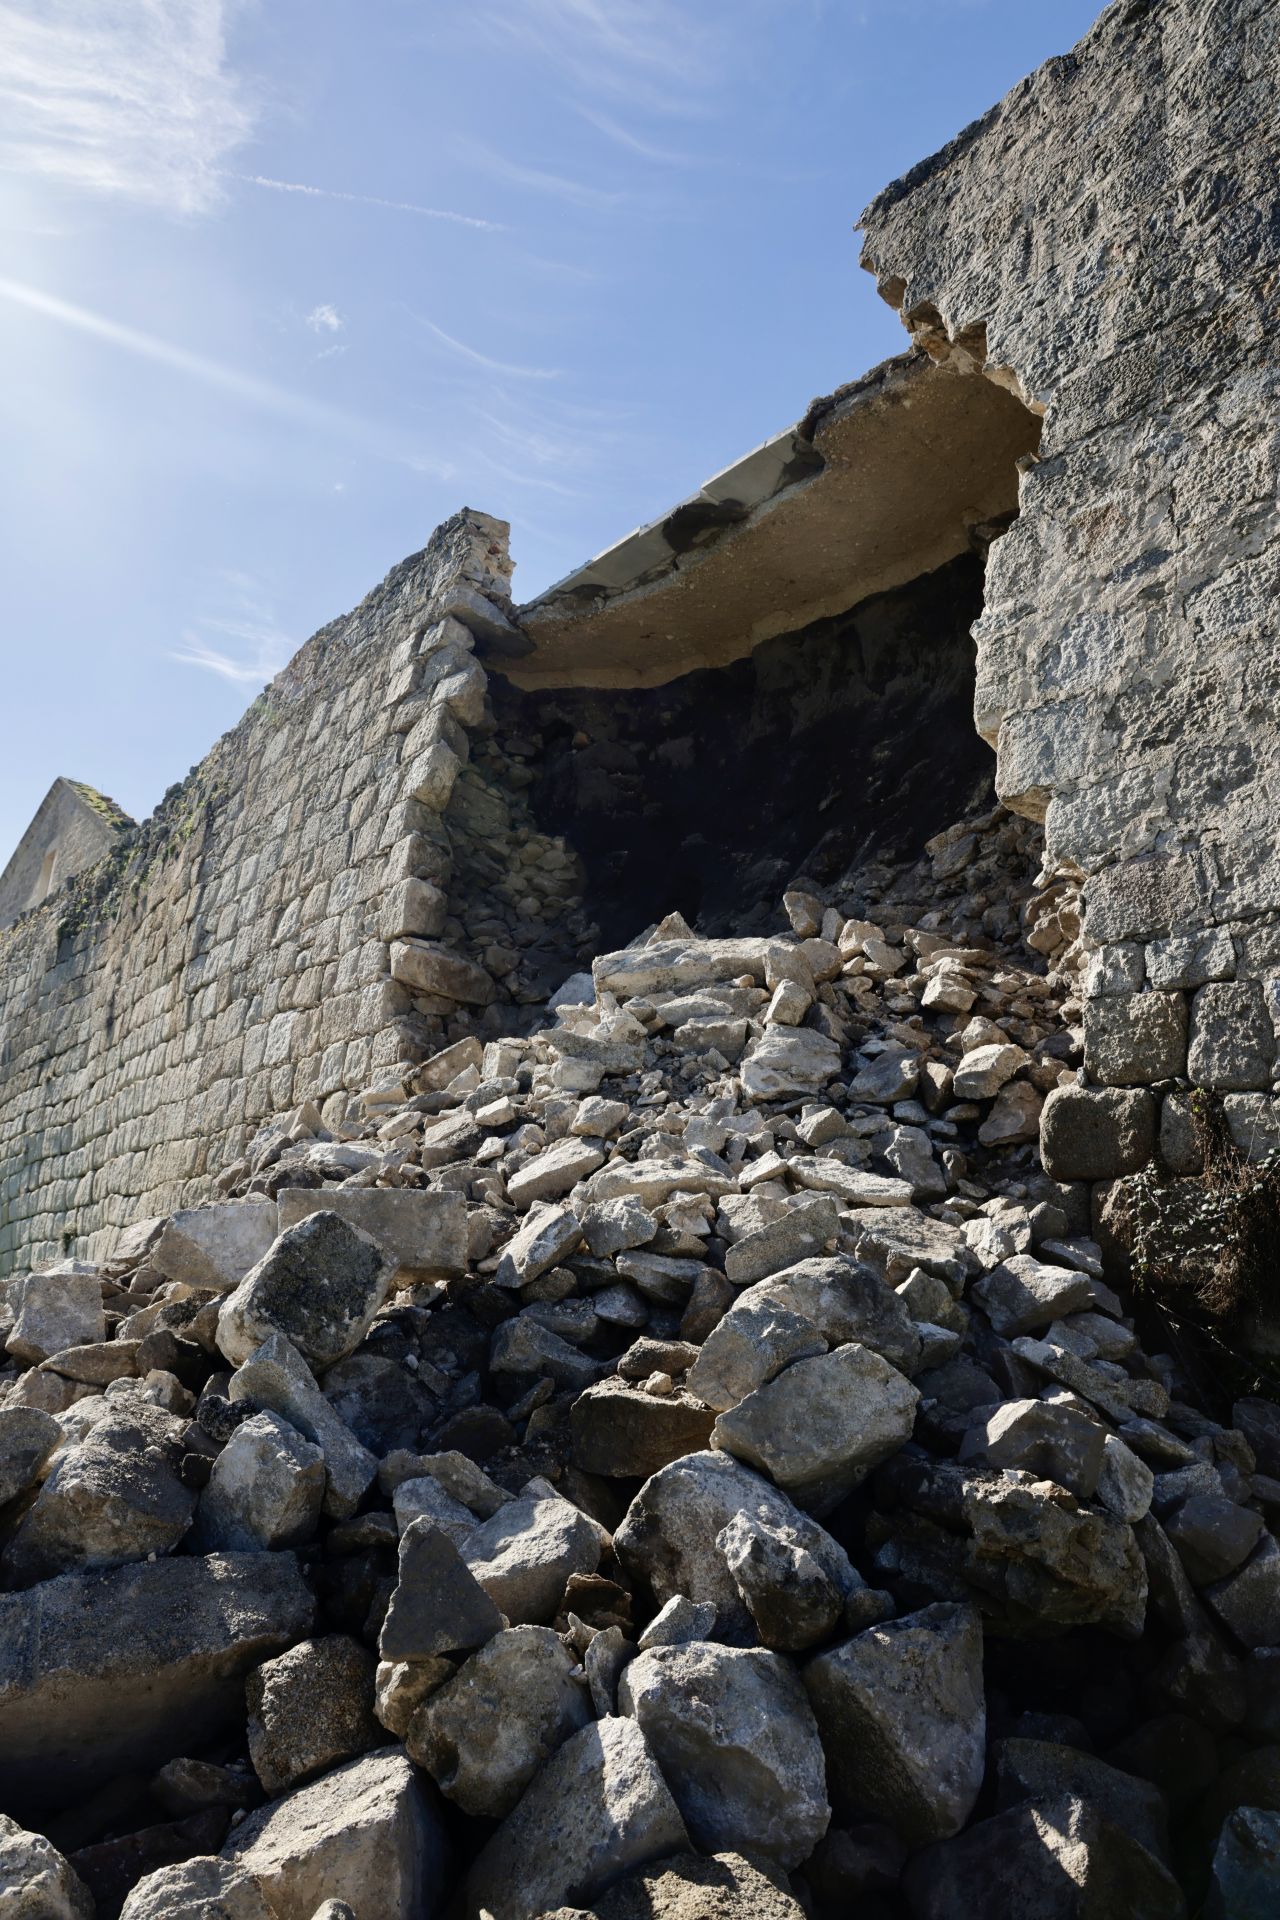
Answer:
[859, 0, 1280, 1168]
[0, 511, 544, 1274]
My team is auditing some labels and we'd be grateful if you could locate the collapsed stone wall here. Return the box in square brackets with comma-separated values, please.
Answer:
[858, 0, 1280, 1181]
[0, 513, 526, 1274]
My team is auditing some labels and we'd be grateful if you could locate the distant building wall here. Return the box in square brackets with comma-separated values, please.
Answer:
[0, 779, 132, 930]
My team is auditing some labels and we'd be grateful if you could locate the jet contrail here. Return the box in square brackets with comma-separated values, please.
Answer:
[235, 173, 504, 232]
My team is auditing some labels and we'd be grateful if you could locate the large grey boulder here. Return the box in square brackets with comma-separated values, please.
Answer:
[958, 1398, 1107, 1501]
[0, 1814, 93, 1918]
[2, 1402, 194, 1585]
[1040, 1085, 1156, 1181]
[246, 1636, 381, 1796]
[717, 1510, 845, 1651]
[618, 1642, 829, 1870]
[7, 1269, 104, 1366]
[969, 1254, 1094, 1336]
[466, 1717, 689, 1920]
[685, 1300, 826, 1414]
[379, 1519, 504, 1662]
[804, 1604, 985, 1845]
[570, 1378, 715, 1479]
[0, 1553, 313, 1813]
[152, 1201, 279, 1292]
[614, 1452, 861, 1643]
[711, 1344, 919, 1514]
[962, 1472, 1148, 1638]
[196, 1411, 325, 1553]
[407, 1625, 592, 1816]
[119, 1856, 272, 1920]
[994, 1738, 1170, 1865]
[462, 1486, 601, 1623]
[277, 1187, 466, 1279]
[216, 1214, 394, 1372]
[546, 1850, 805, 1919]
[0, 1408, 61, 1506]
[228, 1334, 377, 1519]
[224, 1749, 450, 1920]
[901, 1793, 1186, 1919]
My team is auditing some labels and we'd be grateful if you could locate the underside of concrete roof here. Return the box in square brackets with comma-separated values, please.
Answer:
[511, 348, 1041, 690]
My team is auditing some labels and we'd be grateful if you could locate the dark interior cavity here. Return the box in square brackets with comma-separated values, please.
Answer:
[491, 550, 997, 950]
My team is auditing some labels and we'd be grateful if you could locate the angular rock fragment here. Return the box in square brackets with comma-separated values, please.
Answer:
[804, 1603, 984, 1845]
[687, 1300, 827, 1414]
[739, 1026, 842, 1100]
[970, 1254, 1094, 1336]
[466, 1717, 689, 1920]
[722, 1197, 839, 1286]
[119, 1855, 273, 1920]
[717, 1511, 844, 1650]
[152, 1201, 279, 1292]
[0, 1814, 93, 1919]
[570, 1377, 715, 1478]
[507, 1141, 606, 1208]
[963, 1473, 1148, 1637]
[711, 1344, 919, 1514]
[1206, 1805, 1280, 1920]
[993, 1737, 1170, 1865]
[246, 1635, 381, 1795]
[224, 1749, 450, 1920]
[0, 1407, 61, 1506]
[494, 1204, 584, 1288]
[379, 1520, 504, 1661]
[407, 1625, 592, 1816]
[7, 1269, 105, 1365]
[228, 1334, 377, 1520]
[463, 1486, 601, 1624]
[216, 1213, 394, 1372]
[276, 1187, 467, 1278]
[543, 1850, 804, 1920]
[196, 1410, 325, 1552]
[618, 1642, 829, 1870]
[0, 1553, 313, 1813]
[958, 1398, 1106, 1501]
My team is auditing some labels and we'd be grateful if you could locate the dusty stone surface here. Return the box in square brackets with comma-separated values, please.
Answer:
[246, 1636, 381, 1796]
[0, 1814, 93, 1919]
[196, 1410, 325, 1553]
[216, 1214, 394, 1373]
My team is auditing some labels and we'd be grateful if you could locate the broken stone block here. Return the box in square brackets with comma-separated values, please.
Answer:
[969, 1254, 1094, 1336]
[1165, 1494, 1263, 1586]
[618, 1642, 828, 1870]
[494, 1204, 584, 1288]
[1187, 980, 1276, 1091]
[711, 1344, 919, 1515]
[373, 1658, 452, 1739]
[391, 938, 494, 1005]
[246, 1635, 381, 1795]
[378, 1520, 504, 1661]
[391, 1476, 477, 1547]
[465, 1717, 689, 1920]
[614, 1451, 860, 1643]
[0, 1406, 61, 1506]
[216, 1213, 394, 1373]
[407, 1625, 592, 1817]
[1040, 1085, 1156, 1181]
[7, 1269, 104, 1365]
[717, 1510, 844, 1651]
[958, 1398, 1106, 1501]
[506, 1141, 606, 1208]
[1084, 992, 1188, 1088]
[224, 1748, 450, 1920]
[978, 1079, 1043, 1146]
[847, 1048, 919, 1105]
[0, 1553, 313, 1815]
[276, 1188, 467, 1278]
[151, 1201, 279, 1292]
[722, 1196, 840, 1286]
[1203, 1532, 1280, 1649]
[570, 1378, 715, 1479]
[962, 1473, 1148, 1638]
[490, 1314, 605, 1391]
[636, 1595, 717, 1651]
[228, 1333, 377, 1520]
[739, 1026, 842, 1100]
[119, 1855, 272, 1920]
[581, 1198, 658, 1259]
[546, 1850, 805, 1920]
[0, 1813, 93, 1918]
[686, 1299, 827, 1413]
[462, 1487, 601, 1623]
[2, 1401, 194, 1585]
[952, 1043, 1027, 1101]
[804, 1603, 984, 1845]
[901, 1793, 1185, 1919]
[993, 1737, 1170, 1865]
[1097, 1431, 1155, 1523]
[196, 1411, 325, 1553]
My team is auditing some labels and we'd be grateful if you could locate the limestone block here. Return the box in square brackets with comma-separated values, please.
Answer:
[1084, 993, 1187, 1087]
[276, 1187, 466, 1278]
[1187, 980, 1275, 1091]
[151, 1201, 279, 1292]
[390, 940, 494, 1005]
[1040, 1084, 1155, 1180]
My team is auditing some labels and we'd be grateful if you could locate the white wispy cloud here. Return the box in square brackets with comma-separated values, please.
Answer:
[305, 304, 343, 334]
[416, 315, 560, 381]
[462, 142, 627, 211]
[575, 105, 696, 165]
[171, 625, 291, 686]
[0, 0, 254, 215]
[470, 0, 724, 116]
[236, 172, 503, 232]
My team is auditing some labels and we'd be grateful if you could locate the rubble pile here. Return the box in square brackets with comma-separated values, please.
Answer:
[2, 805, 1279, 1920]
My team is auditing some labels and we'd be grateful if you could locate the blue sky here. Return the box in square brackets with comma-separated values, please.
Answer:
[0, 0, 1100, 862]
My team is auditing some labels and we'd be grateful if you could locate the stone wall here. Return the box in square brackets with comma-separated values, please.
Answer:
[0, 779, 133, 930]
[0, 511, 527, 1274]
[858, 0, 1280, 1156]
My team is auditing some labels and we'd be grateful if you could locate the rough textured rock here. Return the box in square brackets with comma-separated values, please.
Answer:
[118, 1856, 273, 1920]
[7, 1271, 105, 1366]
[717, 1510, 845, 1651]
[0, 1407, 61, 1506]
[196, 1411, 325, 1553]
[246, 1636, 381, 1795]
[275, 1188, 467, 1278]
[0, 1553, 313, 1813]
[618, 1642, 829, 1870]
[462, 1487, 601, 1624]
[804, 1604, 985, 1845]
[570, 1378, 715, 1479]
[378, 1519, 504, 1661]
[151, 1202, 279, 1293]
[1206, 1805, 1280, 1920]
[407, 1625, 592, 1817]
[544, 1850, 804, 1920]
[224, 1749, 450, 1920]
[0, 1815, 93, 1919]
[227, 1333, 377, 1520]
[216, 1214, 394, 1372]
[465, 1717, 689, 1920]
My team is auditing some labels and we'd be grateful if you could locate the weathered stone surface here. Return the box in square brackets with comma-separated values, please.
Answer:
[717, 1510, 844, 1651]
[379, 1519, 504, 1661]
[959, 1399, 1105, 1501]
[0, 1815, 93, 1919]
[507, 1142, 606, 1208]
[0, 1408, 61, 1506]
[614, 1451, 860, 1643]
[0, 1553, 313, 1812]
[276, 1188, 466, 1278]
[951, 1044, 1026, 1101]
[712, 1344, 919, 1514]
[391, 938, 494, 1004]
[962, 1474, 1148, 1638]
[1165, 1495, 1263, 1587]
[152, 1202, 279, 1292]
[571, 1378, 715, 1479]
[228, 1334, 377, 1520]
[544, 1850, 804, 1920]
[993, 1738, 1170, 1866]
[119, 1855, 273, 1920]
[494, 1204, 584, 1288]
[1206, 1805, 1280, 1920]
[901, 1794, 1185, 1920]
[722, 1198, 839, 1287]
[462, 1487, 601, 1624]
[407, 1625, 592, 1817]
[7, 1270, 104, 1366]
[1187, 981, 1276, 1091]
[739, 1027, 842, 1100]
[804, 1604, 984, 1845]
[686, 1300, 827, 1414]
[2, 1401, 194, 1584]
[196, 1411, 325, 1553]
[466, 1717, 689, 1920]
[1084, 995, 1188, 1089]
[246, 1636, 381, 1795]
[1040, 1086, 1156, 1181]
[618, 1643, 829, 1870]
[216, 1214, 394, 1373]
[969, 1254, 1093, 1336]
[225, 1749, 450, 1920]
[1203, 1533, 1280, 1649]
